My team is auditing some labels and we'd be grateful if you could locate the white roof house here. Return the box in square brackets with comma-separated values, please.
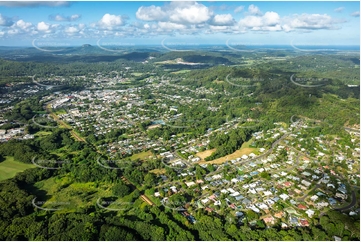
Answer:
[301, 180, 311, 187]
[305, 209, 315, 218]
[185, 181, 196, 187]
[280, 194, 289, 200]
[263, 191, 273, 196]
[201, 198, 209, 204]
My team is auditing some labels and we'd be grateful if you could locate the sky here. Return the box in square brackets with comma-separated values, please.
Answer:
[0, 1, 359, 47]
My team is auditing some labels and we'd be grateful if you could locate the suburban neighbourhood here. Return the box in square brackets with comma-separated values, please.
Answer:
[1, 71, 358, 231]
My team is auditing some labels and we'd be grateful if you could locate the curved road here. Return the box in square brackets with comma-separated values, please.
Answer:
[334, 190, 357, 212]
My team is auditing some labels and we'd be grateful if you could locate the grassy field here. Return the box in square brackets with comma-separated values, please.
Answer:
[34, 131, 52, 137]
[149, 168, 166, 175]
[130, 150, 154, 161]
[197, 147, 257, 165]
[54, 108, 67, 115]
[33, 176, 140, 213]
[240, 139, 254, 149]
[171, 70, 191, 74]
[34, 176, 113, 212]
[0, 156, 34, 181]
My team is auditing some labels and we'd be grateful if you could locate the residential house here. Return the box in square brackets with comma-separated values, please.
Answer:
[300, 219, 309, 227]
[297, 204, 307, 210]
[301, 180, 311, 187]
[185, 181, 196, 187]
[242, 198, 252, 206]
[248, 205, 260, 213]
[280, 194, 289, 201]
[263, 191, 272, 196]
[274, 211, 284, 219]
[263, 216, 275, 225]
[333, 236, 342, 241]
[335, 193, 347, 200]
[214, 200, 221, 206]
[327, 183, 336, 189]
[294, 189, 302, 195]
[316, 202, 329, 209]
[310, 195, 318, 202]
[256, 203, 268, 210]
[220, 189, 229, 194]
[201, 185, 208, 190]
[235, 195, 245, 201]
[302, 171, 311, 177]
[283, 181, 292, 188]
[201, 198, 209, 205]
[328, 197, 337, 205]
[289, 216, 299, 226]
[305, 209, 315, 218]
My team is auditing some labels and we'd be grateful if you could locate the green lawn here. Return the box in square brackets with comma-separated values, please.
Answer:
[241, 138, 254, 149]
[171, 70, 191, 74]
[0, 156, 35, 181]
[131, 72, 143, 76]
[34, 131, 52, 137]
[130, 150, 153, 161]
[54, 108, 67, 115]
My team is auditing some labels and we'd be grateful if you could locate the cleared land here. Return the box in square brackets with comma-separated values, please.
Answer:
[130, 150, 153, 161]
[0, 156, 34, 181]
[197, 147, 257, 165]
[149, 168, 166, 175]
[196, 148, 216, 160]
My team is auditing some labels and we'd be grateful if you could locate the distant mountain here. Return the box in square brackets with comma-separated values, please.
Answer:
[0, 46, 236, 65]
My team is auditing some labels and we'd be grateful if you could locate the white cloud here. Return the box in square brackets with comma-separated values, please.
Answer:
[158, 21, 186, 30]
[0, 13, 13, 26]
[136, 2, 213, 25]
[351, 11, 360, 17]
[136, 6, 166, 21]
[98, 14, 125, 30]
[65, 26, 79, 34]
[49, 14, 81, 22]
[263, 11, 281, 26]
[234, 6, 244, 13]
[169, 2, 213, 24]
[239, 11, 281, 31]
[248, 4, 262, 16]
[238, 11, 342, 32]
[283, 13, 344, 30]
[334, 7, 344, 13]
[15, 19, 33, 30]
[210, 25, 228, 30]
[2, 19, 36, 37]
[211, 14, 235, 26]
[37, 21, 50, 32]
[239, 16, 263, 28]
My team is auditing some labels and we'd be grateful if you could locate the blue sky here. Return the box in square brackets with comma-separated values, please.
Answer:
[0, 1, 359, 47]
